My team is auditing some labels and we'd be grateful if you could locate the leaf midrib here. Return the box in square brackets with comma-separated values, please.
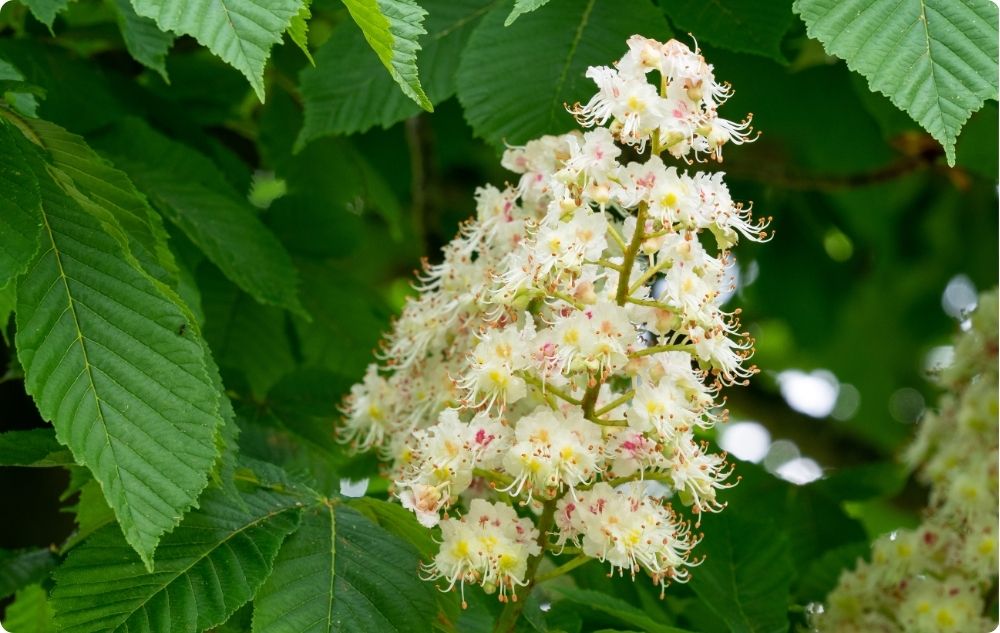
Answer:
[547, 0, 595, 129]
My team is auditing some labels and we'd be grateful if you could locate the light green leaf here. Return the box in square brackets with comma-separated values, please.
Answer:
[0, 428, 73, 467]
[288, 0, 314, 65]
[93, 118, 305, 315]
[252, 504, 441, 633]
[4, 584, 56, 633]
[19, 0, 71, 29]
[0, 549, 58, 599]
[793, 0, 999, 165]
[662, 0, 794, 61]
[298, 0, 492, 143]
[504, 0, 550, 26]
[551, 587, 693, 633]
[62, 479, 116, 553]
[341, 0, 432, 112]
[51, 486, 302, 633]
[0, 120, 42, 288]
[129, 0, 302, 101]
[456, 0, 672, 146]
[111, 0, 174, 81]
[15, 160, 223, 568]
[686, 513, 794, 633]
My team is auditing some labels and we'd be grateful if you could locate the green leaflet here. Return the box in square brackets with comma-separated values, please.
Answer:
[110, 0, 174, 81]
[551, 587, 694, 633]
[288, 0, 314, 65]
[0, 549, 59, 599]
[794, 0, 999, 165]
[129, 0, 302, 102]
[456, 0, 672, 146]
[14, 158, 223, 568]
[19, 0, 71, 30]
[51, 485, 302, 633]
[0, 428, 73, 467]
[686, 513, 795, 633]
[93, 118, 306, 315]
[662, 0, 794, 62]
[200, 266, 296, 397]
[504, 0, 550, 26]
[0, 120, 43, 288]
[298, 0, 492, 143]
[252, 504, 440, 633]
[341, 0, 432, 112]
[4, 584, 56, 633]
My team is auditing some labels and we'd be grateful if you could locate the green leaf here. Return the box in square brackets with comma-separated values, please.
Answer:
[298, 0, 491, 142]
[505, 0, 550, 26]
[793, 0, 999, 165]
[16, 116, 180, 288]
[341, 0, 432, 112]
[19, 0, 71, 29]
[288, 0, 314, 65]
[0, 120, 43, 288]
[0, 429, 73, 467]
[111, 0, 174, 81]
[456, 0, 672, 146]
[794, 541, 869, 603]
[661, 0, 794, 62]
[51, 485, 302, 633]
[252, 503, 441, 633]
[62, 479, 116, 553]
[93, 118, 306, 315]
[4, 584, 56, 633]
[14, 158, 223, 568]
[550, 587, 693, 633]
[0, 549, 58, 599]
[200, 266, 296, 397]
[347, 497, 436, 560]
[686, 513, 794, 633]
[129, 0, 302, 101]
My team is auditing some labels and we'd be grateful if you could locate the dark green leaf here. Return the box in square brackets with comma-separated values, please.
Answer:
[0, 549, 58, 599]
[687, 512, 794, 633]
[51, 485, 302, 633]
[93, 118, 306, 315]
[551, 587, 693, 633]
[252, 503, 441, 633]
[0, 120, 43, 287]
[298, 0, 492, 142]
[0, 428, 72, 467]
[456, 0, 671, 146]
[661, 0, 793, 62]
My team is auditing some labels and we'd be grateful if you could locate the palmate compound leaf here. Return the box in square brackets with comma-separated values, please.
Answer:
[340, 0, 432, 113]
[297, 0, 492, 143]
[794, 0, 999, 165]
[252, 502, 441, 633]
[13, 137, 223, 568]
[129, 0, 303, 102]
[456, 0, 672, 147]
[51, 485, 303, 633]
[92, 117, 306, 315]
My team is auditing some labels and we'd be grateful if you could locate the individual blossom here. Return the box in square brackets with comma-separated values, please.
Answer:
[340, 35, 768, 604]
[811, 290, 999, 633]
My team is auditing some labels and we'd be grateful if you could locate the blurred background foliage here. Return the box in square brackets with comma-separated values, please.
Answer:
[0, 0, 996, 630]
